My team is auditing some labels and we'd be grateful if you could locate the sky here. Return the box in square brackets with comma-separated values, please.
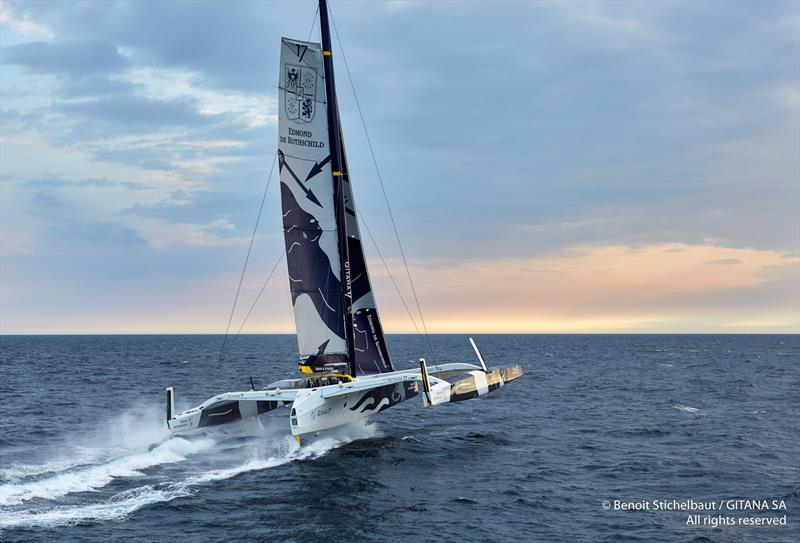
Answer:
[1, 0, 798, 334]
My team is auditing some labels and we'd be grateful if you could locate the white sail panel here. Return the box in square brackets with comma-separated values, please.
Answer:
[279, 38, 347, 360]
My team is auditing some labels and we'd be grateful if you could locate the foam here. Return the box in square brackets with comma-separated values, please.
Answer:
[0, 419, 379, 528]
[0, 485, 191, 528]
[1, 405, 171, 484]
[0, 436, 214, 506]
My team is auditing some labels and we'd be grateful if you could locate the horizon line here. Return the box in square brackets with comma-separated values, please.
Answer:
[1, 331, 797, 336]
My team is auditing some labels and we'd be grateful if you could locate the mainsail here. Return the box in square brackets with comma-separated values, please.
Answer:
[279, 31, 393, 375]
[279, 38, 347, 367]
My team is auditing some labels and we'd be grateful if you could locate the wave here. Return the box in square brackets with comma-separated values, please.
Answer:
[0, 419, 379, 529]
[1, 405, 171, 484]
[673, 404, 700, 414]
[0, 436, 214, 507]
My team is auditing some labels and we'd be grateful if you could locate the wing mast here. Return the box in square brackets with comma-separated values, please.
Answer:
[319, 0, 356, 377]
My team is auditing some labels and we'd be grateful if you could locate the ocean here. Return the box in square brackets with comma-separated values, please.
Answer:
[0, 334, 797, 542]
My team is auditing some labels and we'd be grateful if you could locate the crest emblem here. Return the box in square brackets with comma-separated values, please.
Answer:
[285, 64, 317, 123]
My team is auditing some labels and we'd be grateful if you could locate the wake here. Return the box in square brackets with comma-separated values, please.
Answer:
[0, 436, 214, 507]
[0, 406, 379, 529]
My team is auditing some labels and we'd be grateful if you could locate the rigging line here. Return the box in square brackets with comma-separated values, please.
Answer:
[358, 210, 421, 335]
[213, 150, 278, 377]
[329, 6, 436, 362]
[307, 4, 319, 42]
[219, 250, 286, 363]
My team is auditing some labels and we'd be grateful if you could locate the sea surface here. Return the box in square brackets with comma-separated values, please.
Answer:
[0, 334, 798, 542]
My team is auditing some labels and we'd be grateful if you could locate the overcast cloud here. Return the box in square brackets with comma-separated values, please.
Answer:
[1, 0, 798, 333]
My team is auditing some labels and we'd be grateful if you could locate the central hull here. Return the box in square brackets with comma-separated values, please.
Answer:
[290, 381, 418, 435]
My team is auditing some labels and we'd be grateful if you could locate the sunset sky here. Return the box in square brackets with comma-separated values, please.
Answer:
[1, 0, 798, 334]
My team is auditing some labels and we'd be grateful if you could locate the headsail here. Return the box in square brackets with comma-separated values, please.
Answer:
[340, 141, 393, 374]
[279, 38, 347, 368]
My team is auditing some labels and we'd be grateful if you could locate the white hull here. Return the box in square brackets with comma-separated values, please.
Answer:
[289, 380, 413, 435]
[167, 360, 522, 438]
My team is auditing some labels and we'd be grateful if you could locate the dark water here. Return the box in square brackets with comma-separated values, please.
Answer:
[0, 334, 798, 542]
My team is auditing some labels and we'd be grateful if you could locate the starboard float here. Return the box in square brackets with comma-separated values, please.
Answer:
[166, 0, 522, 441]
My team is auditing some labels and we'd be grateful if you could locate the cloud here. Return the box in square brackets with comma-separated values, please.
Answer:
[31, 191, 64, 209]
[3, 0, 291, 92]
[25, 190, 148, 248]
[706, 258, 742, 266]
[119, 216, 248, 249]
[370, 243, 799, 333]
[116, 66, 276, 129]
[3, 241, 795, 334]
[0, 2, 55, 40]
[1, 39, 128, 76]
[25, 176, 118, 188]
[53, 94, 211, 132]
[59, 75, 139, 98]
[1, 1, 798, 333]
[70, 221, 147, 247]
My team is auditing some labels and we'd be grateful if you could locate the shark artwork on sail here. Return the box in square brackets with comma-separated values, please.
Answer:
[166, 0, 523, 441]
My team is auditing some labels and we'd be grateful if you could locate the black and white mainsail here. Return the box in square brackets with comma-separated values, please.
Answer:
[278, 5, 393, 376]
[279, 37, 348, 368]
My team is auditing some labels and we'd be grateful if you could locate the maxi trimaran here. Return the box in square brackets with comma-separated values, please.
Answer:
[166, 0, 522, 441]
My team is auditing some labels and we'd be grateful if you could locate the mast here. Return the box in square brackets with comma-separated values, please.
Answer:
[319, 0, 356, 377]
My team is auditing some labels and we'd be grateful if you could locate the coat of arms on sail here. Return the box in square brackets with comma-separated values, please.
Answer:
[285, 64, 317, 122]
